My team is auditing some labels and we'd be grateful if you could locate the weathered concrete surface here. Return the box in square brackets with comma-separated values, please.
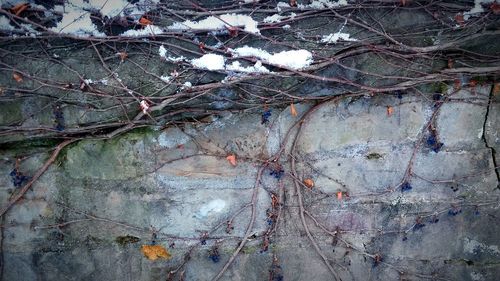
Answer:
[1, 87, 499, 281]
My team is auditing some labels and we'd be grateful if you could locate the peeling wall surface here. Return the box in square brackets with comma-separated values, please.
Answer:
[0, 1, 500, 281]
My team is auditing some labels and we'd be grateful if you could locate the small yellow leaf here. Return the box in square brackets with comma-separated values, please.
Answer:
[13, 72, 23, 83]
[303, 178, 314, 189]
[290, 103, 297, 117]
[226, 154, 237, 166]
[386, 106, 394, 117]
[141, 245, 171, 261]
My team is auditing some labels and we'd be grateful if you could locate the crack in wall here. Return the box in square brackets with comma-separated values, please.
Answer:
[481, 85, 500, 189]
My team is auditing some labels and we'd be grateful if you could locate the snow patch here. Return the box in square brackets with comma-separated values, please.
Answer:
[191, 54, 226, 71]
[168, 14, 260, 34]
[298, 0, 348, 9]
[464, 0, 496, 20]
[196, 199, 227, 218]
[226, 60, 270, 73]
[160, 75, 171, 82]
[51, 3, 105, 37]
[321, 32, 357, 43]
[230, 46, 313, 70]
[159, 45, 186, 62]
[0, 16, 15, 31]
[50, 0, 161, 37]
[263, 13, 296, 23]
[120, 25, 164, 37]
[276, 2, 291, 12]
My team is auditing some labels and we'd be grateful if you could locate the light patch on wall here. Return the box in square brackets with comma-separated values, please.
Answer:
[195, 199, 227, 219]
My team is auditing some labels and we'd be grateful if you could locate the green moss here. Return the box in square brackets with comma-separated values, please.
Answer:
[366, 153, 384, 160]
[472, 76, 489, 84]
[430, 82, 448, 94]
[240, 245, 260, 254]
[0, 101, 23, 125]
[115, 235, 141, 246]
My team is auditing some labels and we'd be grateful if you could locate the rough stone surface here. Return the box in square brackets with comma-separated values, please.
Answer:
[1, 86, 499, 281]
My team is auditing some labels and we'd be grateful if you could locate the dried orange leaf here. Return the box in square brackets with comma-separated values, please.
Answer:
[11, 3, 30, 16]
[117, 52, 128, 62]
[454, 13, 464, 25]
[13, 72, 23, 83]
[386, 106, 394, 117]
[493, 83, 500, 96]
[226, 154, 237, 166]
[141, 245, 171, 261]
[303, 178, 314, 189]
[290, 103, 298, 117]
[139, 16, 152, 26]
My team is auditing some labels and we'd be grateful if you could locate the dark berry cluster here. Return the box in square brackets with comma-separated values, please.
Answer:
[200, 232, 208, 245]
[448, 208, 462, 216]
[412, 218, 425, 231]
[208, 247, 220, 263]
[429, 215, 439, 224]
[53, 106, 65, 131]
[266, 209, 277, 226]
[474, 206, 480, 216]
[426, 135, 444, 153]
[261, 109, 272, 124]
[372, 254, 383, 267]
[401, 182, 412, 192]
[269, 168, 284, 179]
[9, 169, 29, 187]
[269, 257, 284, 281]
[432, 93, 442, 101]
[394, 90, 403, 99]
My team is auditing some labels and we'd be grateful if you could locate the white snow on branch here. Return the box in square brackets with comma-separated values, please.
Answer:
[51, 4, 105, 37]
[298, 0, 348, 9]
[276, 2, 291, 12]
[463, 0, 496, 20]
[0, 16, 15, 31]
[191, 54, 226, 71]
[158, 45, 186, 62]
[50, 0, 160, 37]
[226, 60, 270, 73]
[263, 13, 296, 23]
[321, 32, 357, 43]
[160, 75, 171, 82]
[230, 46, 313, 70]
[121, 25, 164, 37]
[168, 14, 260, 34]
